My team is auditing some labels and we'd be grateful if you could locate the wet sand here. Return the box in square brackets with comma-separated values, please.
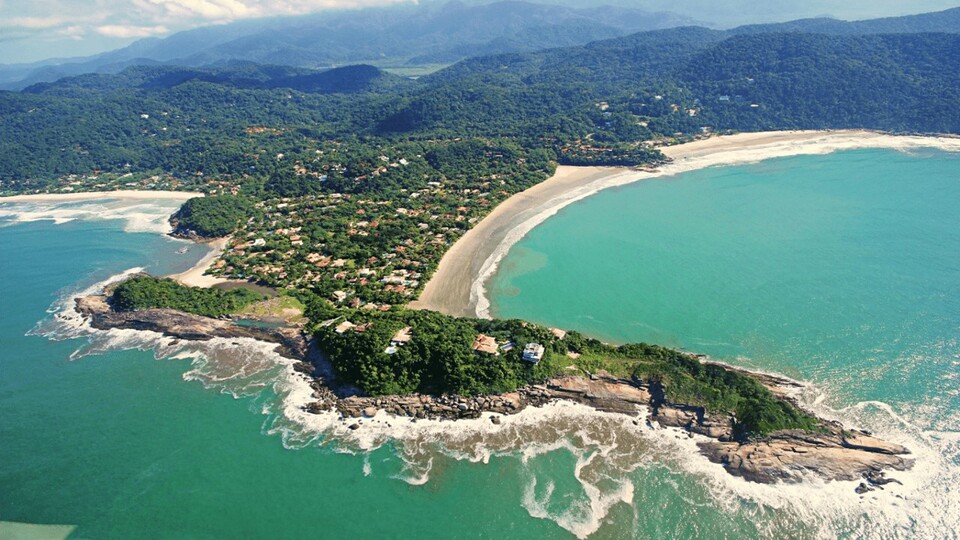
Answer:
[408, 166, 633, 317]
[168, 237, 236, 288]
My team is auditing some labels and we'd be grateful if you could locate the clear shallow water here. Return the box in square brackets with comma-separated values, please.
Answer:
[0, 208, 583, 539]
[2, 148, 958, 540]
[490, 148, 960, 535]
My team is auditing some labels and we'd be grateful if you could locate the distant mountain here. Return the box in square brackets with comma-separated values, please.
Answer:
[2, 18, 959, 183]
[0, 1, 695, 91]
[733, 6, 960, 34]
[21, 64, 415, 97]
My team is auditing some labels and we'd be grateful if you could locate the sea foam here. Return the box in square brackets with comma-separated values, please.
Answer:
[0, 198, 184, 234]
[27, 170, 960, 538]
[35, 268, 960, 539]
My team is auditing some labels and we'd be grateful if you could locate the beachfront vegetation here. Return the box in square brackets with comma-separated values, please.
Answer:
[110, 276, 265, 317]
[309, 304, 816, 437]
[4, 19, 957, 439]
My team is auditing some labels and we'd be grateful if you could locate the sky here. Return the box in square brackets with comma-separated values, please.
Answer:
[0, 0, 416, 63]
[1, 0, 958, 64]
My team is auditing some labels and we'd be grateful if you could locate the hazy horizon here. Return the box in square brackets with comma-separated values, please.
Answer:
[1, 0, 958, 65]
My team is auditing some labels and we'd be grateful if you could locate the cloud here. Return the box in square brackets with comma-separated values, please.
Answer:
[137, 0, 413, 24]
[0, 0, 415, 62]
[6, 15, 73, 29]
[56, 25, 87, 40]
[95, 24, 170, 38]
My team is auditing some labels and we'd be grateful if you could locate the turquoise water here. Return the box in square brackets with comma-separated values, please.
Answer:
[0, 207, 583, 538]
[2, 148, 958, 540]
[491, 148, 960, 534]
[491, 149, 959, 409]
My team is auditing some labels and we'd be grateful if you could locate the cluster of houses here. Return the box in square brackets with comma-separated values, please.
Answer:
[324, 319, 570, 366]
[468, 328, 565, 364]
[469, 333, 544, 363]
[26, 171, 198, 197]
[208, 167, 513, 309]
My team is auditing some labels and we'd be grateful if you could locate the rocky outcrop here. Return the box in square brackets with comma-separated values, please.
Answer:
[698, 430, 913, 485]
[325, 374, 654, 421]
[317, 372, 913, 489]
[75, 294, 311, 361]
[75, 293, 914, 490]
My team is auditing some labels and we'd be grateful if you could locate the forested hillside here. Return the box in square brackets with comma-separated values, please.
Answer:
[5, 10, 958, 421]
[2, 25, 958, 193]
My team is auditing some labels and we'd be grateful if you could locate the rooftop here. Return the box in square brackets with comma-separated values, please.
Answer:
[472, 334, 499, 355]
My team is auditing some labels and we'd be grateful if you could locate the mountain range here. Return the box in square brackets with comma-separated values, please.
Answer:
[0, 1, 696, 91]
[6, 1, 959, 92]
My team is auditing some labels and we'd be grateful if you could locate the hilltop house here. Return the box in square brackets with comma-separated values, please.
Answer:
[472, 334, 499, 355]
[385, 327, 413, 355]
[522, 343, 545, 364]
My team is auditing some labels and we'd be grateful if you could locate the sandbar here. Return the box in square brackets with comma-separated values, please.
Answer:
[412, 130, 960, 319]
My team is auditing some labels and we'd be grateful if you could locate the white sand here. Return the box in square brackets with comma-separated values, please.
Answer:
[0, 190, 202, 203]
[168, 237, 236, 288]
[412, 130, 960, 318]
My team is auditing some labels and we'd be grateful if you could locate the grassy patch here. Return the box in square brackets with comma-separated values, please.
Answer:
[235, 295, 307, 325]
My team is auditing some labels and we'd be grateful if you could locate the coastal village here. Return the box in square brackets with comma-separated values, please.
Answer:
[192, 139, 556, 308]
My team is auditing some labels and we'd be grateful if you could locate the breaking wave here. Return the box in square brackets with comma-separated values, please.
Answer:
[32, 270, 960, 539]
[0, 198, 185, 234]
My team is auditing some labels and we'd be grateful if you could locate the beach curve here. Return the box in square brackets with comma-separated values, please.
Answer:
[411, 129, 960, 319]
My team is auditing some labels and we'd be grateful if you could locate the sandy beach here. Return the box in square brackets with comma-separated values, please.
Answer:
[0, 190, 202, 203]
[412, 130, 960, 319]
[168, 237, 237, 288]
[408, 166, 635, 318]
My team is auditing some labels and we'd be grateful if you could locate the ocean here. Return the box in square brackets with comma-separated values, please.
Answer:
[1, 148, 957, 539]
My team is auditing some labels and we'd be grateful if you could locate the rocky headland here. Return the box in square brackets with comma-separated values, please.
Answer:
[75, 293, 912, 492]
[75, 293, 312, 361]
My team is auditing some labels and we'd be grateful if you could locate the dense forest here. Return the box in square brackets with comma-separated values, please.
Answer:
[308, 302, 818, 438]
[172, 195, 257, 238]
[110, 276, 265, 317]
[2, 28, 959, 191]
[3, 15, 958, 437]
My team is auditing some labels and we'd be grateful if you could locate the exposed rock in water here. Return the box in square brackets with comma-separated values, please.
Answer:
[328, 373, 913, 488]
[73, 293, 914, 490]
[697, 430, 913, 484]
[75, 294, 311, 361]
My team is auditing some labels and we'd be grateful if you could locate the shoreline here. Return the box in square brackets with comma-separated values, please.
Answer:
[0, 190, 202, 203]
[412, 129, 960, 319]
[167, 236, 238, 288]
[71, 288, 915, 489]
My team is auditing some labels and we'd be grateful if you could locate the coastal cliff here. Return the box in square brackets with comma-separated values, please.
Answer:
[75, 293, 912, 491]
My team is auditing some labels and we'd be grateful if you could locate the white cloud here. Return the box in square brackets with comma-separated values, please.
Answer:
[56, 25, 87, 39]
[3, 0, 415, 34]
[6, 15, 73, 29]
[0, 0, 414, 61]
[95, 24, 170, 38]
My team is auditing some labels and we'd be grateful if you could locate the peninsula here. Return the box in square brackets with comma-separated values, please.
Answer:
[5, 19, 960, 497]
[60, 128, 959, 491]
